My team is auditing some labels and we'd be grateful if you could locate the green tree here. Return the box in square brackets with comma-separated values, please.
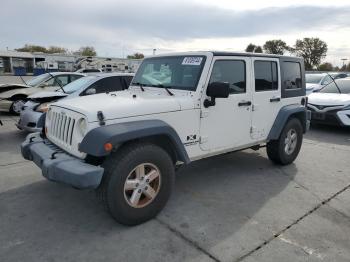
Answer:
[245, 44, 263, 53]
[47, 46, 67, 54]
[15, 44, 47, 53]
[263, 40, 288, 55]
[318, 62, 333, 71]
[74, 46, 97, 56]
[245, 43, 263, 53]
[127, 53, 145, 59]
[255, 46, 263, 53]
[292, 38, 328, 70]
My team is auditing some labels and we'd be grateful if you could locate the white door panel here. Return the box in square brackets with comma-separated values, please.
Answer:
[200, 57, 253, 151]
[251, 58, 281, 141]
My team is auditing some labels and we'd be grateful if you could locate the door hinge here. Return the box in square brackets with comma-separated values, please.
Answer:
[200, 110, 209, 118]
[199, 136, 208, 144]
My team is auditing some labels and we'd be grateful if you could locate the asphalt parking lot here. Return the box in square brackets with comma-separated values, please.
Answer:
[1, 112, 349, 262]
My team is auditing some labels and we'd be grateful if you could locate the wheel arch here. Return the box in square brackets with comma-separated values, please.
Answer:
[9, 93, 28, 101]
[79, 120, 190, 165]
[268, 104, 307, 141]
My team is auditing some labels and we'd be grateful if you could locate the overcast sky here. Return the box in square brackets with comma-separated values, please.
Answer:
[1, 0, 350, 65]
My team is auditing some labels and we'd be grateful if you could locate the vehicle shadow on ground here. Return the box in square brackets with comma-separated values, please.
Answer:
[0, 149, 297, 261]
[0, 117, 27, 165]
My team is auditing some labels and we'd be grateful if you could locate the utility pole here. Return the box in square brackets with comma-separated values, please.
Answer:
[341, 58, 348, 70]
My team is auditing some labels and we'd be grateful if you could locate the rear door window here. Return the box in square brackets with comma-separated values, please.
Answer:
[90, 76, 124, 94]
[122, 76, 133, 89]
[254, 61, 278, 91]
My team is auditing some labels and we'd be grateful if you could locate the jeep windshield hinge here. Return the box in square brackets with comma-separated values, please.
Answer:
[97, 111, 106, 126]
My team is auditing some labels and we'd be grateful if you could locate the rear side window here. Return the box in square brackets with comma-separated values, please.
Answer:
[90, 76, 124, 94]
[54, 75, 69, 86]
[70, 74, 84, 82]
[122, 76, 133, 88]
[209, 60, 246, 94]
[282, 62, 302, 90]
[254, 61, 278, 91]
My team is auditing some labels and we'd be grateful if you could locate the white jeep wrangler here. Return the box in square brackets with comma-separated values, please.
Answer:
[22, 52, 310, 225]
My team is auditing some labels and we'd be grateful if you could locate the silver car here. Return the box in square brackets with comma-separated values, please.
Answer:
[0, 72, 85, 114]
[16, 73, 134, 132]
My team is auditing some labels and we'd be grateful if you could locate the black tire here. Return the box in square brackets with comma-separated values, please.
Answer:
[267, 118, 303, 165]
[97, 142, 175, 226]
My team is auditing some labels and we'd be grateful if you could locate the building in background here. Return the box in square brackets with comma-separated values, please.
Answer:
[0, 50, 142, 75]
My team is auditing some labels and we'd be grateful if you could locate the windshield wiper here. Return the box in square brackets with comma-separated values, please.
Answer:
[47, 72, 66, 93]
[151, 84, 174, 96]
[132, 82, 145, 92]
[326, 73, 342, 93]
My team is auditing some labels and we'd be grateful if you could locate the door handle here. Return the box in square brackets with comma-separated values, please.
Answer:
[270, 97, 281, 102]
[238, 101, 252, 107]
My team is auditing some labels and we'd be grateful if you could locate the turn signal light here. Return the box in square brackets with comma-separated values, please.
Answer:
[104, 143, 113, 152]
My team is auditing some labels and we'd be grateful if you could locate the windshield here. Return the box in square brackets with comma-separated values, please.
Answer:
[62, 76, 97, 94]
[132, 56, 206, 91]
[305, 74, 324, 84]
[27, 73, 51, 87]
[319, 79, 350, 94]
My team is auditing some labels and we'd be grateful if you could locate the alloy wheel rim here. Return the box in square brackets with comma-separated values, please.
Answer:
[13, 100, 24, 113]
[123, 163, 161, 208]
[284, 129, 297, 155]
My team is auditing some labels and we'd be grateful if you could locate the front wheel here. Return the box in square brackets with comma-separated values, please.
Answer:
[267, 118, 303, 165]
[97, 142, 175, 226]
[10, 99, 25, 114]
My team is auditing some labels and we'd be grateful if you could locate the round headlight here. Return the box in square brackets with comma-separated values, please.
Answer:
[36, 103, 49, 113]
[78, 118, 87, 136]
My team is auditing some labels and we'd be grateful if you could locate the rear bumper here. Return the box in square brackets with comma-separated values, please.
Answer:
[21, 133, 104, 189]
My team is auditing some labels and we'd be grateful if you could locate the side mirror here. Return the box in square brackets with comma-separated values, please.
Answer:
[204, 82, 230, 108]
[85, 88, 96, 95]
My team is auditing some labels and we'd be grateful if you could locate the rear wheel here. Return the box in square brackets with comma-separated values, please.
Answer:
[267, 118, 303, 165]
[97, 142, 175, 225]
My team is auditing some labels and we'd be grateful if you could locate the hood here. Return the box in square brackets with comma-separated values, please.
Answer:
[52, 89, 195, 122]
[28, 91, 67, 103]
[308, 92, 350, 106]
[0, 83, 30, 93]
[0, 86, 39, 98]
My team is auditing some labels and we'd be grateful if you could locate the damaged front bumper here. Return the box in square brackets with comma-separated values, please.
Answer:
[21, 133, 104, 189]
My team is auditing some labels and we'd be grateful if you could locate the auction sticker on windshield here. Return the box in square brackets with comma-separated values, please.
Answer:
[182, 57, 203, 66]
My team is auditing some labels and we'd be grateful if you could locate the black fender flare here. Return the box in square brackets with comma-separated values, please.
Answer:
[79, 120, 190, 164]
[37, 112, 46, 128]
[267, 104, 308, 140]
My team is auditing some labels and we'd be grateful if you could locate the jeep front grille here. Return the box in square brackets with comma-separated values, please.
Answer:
[46, 107, 86, 158]
[50, 111, 75, 145]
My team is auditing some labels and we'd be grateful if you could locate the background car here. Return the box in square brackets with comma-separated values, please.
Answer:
[307, 78, 350, 126]
[0, 72, 85, 114]
[75, 68, 102, 73]
[306, 72, 350, 94]
[16, 73, 134, 132]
